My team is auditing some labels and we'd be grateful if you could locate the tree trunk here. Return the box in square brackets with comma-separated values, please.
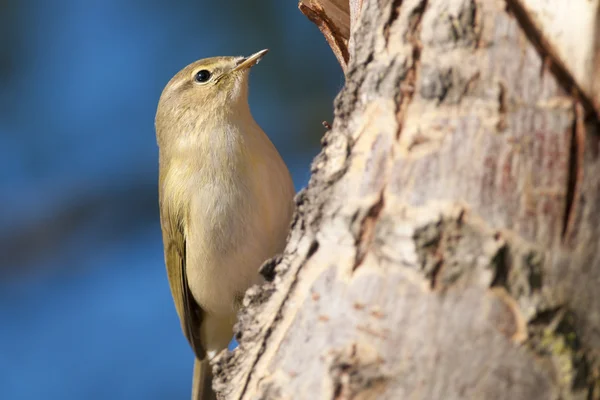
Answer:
[214, 0, 600, 399]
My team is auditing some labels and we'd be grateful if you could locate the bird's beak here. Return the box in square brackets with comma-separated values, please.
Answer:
[231, 49, 269, 72]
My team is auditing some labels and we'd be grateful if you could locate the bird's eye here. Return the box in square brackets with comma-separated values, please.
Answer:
[194, 70, 211, 83]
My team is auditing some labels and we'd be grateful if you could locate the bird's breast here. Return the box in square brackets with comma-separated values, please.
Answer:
[185, 147, 292, 316]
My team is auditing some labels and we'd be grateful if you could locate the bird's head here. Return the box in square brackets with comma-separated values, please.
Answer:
[155, 49, 268, 149]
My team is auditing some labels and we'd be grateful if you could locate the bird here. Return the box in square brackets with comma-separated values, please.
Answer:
[155, 49, 295, 399]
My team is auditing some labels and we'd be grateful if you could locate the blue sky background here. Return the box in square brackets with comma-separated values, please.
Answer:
[0, 0, 342, 398]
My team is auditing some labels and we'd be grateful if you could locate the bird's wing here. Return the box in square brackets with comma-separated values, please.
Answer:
[164, 231, 206, 360]
[159, 174, 205, 360]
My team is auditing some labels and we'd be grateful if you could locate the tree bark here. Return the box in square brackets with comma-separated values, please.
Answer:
[214, 0, 600, 399]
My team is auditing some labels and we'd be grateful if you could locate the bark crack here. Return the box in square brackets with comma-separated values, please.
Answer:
[353, 191, 385, 271]
[395, 0, 428, 139]
[489, 244, 509, 288]
[471, 0, 483, 49]
[428, 227, 445, 290]
[496, 81, 507, 132]
[561, 102, 585, 243]
[383, 0, 402, 45]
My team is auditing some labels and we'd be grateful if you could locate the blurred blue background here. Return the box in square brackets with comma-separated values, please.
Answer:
[0, 0, 341, 398]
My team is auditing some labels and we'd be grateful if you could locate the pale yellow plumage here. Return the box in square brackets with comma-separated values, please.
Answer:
[155, 50, 295, 399]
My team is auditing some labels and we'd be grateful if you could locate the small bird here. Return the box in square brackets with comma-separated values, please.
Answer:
[155, 49, 295, 399]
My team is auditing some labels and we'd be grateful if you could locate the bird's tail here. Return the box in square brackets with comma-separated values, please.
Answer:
[191, 358, 216, 400]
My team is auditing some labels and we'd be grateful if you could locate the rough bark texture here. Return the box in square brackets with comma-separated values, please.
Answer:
[214, 0, 600, 399]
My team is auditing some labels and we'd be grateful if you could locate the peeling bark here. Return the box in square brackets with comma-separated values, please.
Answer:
[298, 0, 364, 72]
[509, 0, 600, 116]
[214, 0, 600, 399]
[299, 0, 351, 71]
